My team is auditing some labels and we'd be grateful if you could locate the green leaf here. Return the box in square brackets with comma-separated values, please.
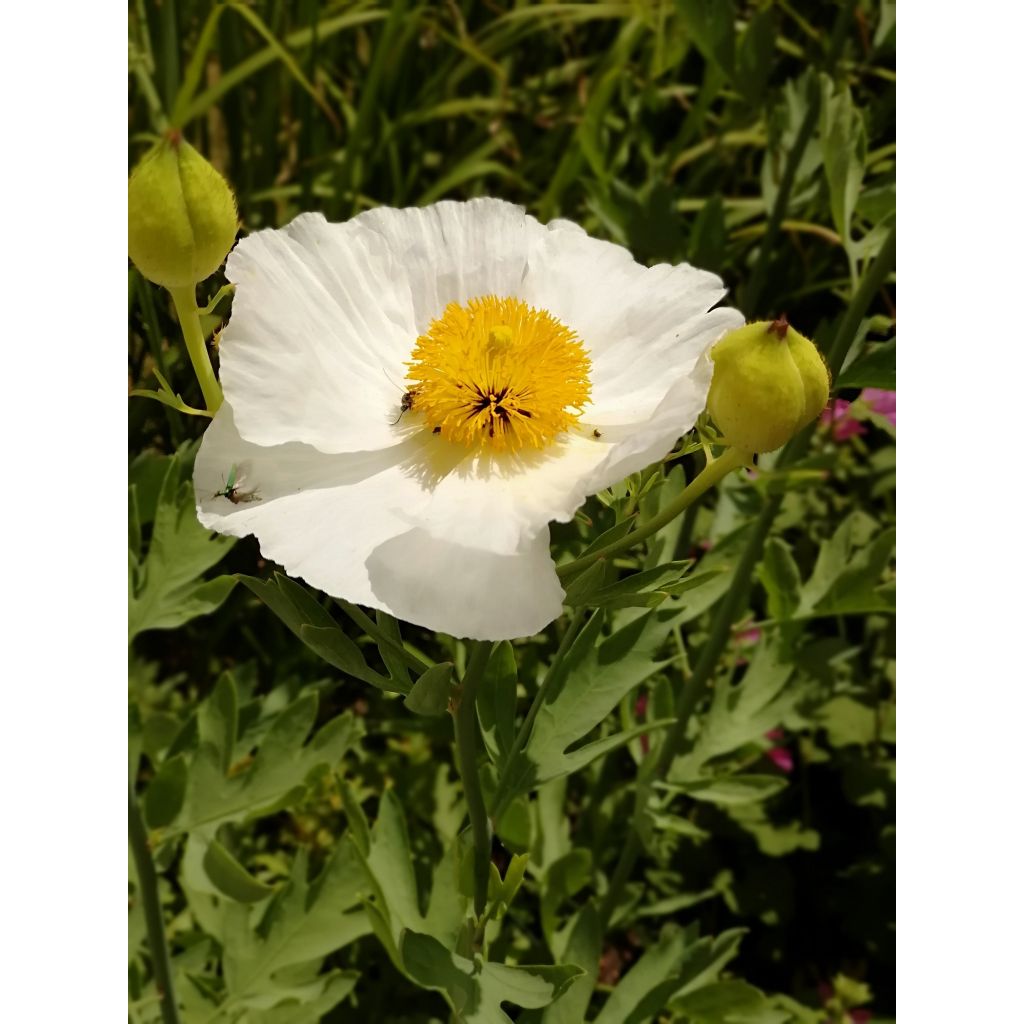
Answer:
[239, 572, 401, 692]
[671, 980, 774, 1022]
[567, 561, 710, 610]
[218, 844, 369, 1015]
[758, 538, 802, 622]
[671, 639, 799, 783]
[678, 0, 736, 76]
[593, 924, 688, 1024]
[400, 930, 582, 1022]
[202, 838, 276, 903]
[796, 515, 895, 618]
[375, 610, 413, 691]
[129, 444, 236, 641]
[478, 641, 518, 766]
[688, 196, 727, 273]
[404, 662, 454, 716]
[659, 775, 788, 806]
[144, 753, 188, 829]
[532, 903, 601, 1023]
[500, 610, 680, 801]
[836, 341, 896, 390]
[156, 692, 363, 844]
[734, 9, 775, 104]
[496, 795, 534, 855]
[820, 80, 867, 243]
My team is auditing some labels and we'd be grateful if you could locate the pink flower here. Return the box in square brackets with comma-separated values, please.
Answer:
[862, 388, 896, 428]
[820, 389, 896, 441]
[820, 399, 867, 440]
[737, 626, 762, 647]
[764, 728, 793, 773]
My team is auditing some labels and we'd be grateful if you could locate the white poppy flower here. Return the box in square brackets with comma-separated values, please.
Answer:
[194, 199, 743, 641]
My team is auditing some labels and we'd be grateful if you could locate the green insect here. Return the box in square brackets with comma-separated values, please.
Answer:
[212, 464, 261, 504]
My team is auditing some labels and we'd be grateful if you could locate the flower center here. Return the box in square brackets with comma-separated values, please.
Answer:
[405, 296, 591, 453]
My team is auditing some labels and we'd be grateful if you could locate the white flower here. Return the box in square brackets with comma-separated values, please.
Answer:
[194, 199, 743, 640]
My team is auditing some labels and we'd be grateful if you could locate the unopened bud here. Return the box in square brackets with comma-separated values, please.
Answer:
[707, 317, 830, 453]
[128, 132, 238, 289]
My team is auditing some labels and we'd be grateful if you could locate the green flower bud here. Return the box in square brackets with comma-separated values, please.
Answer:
[707, 317, 830, 453]
[128, 132, 238, 289]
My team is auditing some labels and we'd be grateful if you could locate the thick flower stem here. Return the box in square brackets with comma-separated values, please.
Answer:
[129, 788, 181, 1024]
[558, 446, 750, 580]
[168, 285, 223, 414]
[454, 641, 494, 921]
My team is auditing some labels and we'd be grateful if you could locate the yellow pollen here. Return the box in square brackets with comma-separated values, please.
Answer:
[405, 296, 591, 453]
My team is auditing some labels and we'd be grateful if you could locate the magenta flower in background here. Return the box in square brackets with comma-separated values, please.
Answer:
[765, 727, 794, 773]
[820, 388, 896, 440]
[861, 388, 896, 428]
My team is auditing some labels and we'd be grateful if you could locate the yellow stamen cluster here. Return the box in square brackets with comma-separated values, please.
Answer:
[405, 296, 591, 453]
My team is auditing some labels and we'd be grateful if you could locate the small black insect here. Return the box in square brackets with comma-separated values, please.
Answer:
[592, 429, 602, 439]
[391, 390, 416, 425]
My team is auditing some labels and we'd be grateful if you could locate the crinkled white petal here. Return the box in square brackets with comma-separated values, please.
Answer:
[520, 219, 745, 425]
[220, 200, 548, 455]
[194, 405, 565, 640]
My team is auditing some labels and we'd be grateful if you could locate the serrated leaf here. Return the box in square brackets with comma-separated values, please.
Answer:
[218, 844, 370, 1015]
[400, 930, 582, 1022]
[129, 444, 235, 641]
[671, 639, 800, 783]
[498, 610, 681, 801]
[797, 515, 895, 618]
[157, 692, 363, 844]
[404, 662, 454, 716]
[530, 903, 601, 1024]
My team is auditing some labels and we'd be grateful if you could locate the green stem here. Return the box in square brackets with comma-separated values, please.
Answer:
[558, 447, 750, 580]
[492, 609, 588, 822]
[454, 641, 494, 921]
[129, 789, 181, 1024]
[168, 285, 222, 413]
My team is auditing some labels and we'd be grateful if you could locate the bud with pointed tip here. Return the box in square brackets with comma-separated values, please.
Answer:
[128, 132, 238, 289]
[707, 318, 830, 453]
